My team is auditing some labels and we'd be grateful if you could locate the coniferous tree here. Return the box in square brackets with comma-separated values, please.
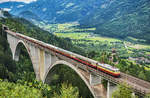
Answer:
[112, 83, 137, 98]
[54, 83, 79, 98]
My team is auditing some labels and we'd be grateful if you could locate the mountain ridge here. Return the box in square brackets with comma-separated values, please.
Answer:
[1, 0, 150, 42]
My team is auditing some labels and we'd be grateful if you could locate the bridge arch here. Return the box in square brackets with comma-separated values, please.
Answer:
[13, 40, 31, 61]
[13, 40, 38, 79]
[44, 60, 95, 98]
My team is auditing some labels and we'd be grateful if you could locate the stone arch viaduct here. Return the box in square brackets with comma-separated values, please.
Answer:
[2, 26, 150, 98]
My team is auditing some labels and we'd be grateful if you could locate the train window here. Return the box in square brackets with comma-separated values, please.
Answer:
[115, 69, 119, 72]
[105, 67, 113, 72]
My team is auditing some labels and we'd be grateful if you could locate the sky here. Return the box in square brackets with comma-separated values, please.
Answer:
[0, 0, 37, 3]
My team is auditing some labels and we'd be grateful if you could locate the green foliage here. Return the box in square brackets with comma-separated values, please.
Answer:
[145, 94, 150, 98]
[0, 24, 17, 81]
[138, 71, 147, 80]
[112, 83, 133, 98]
[113, 55, 118, 62]
[54, 83, 79, 98]
[116, 59, 149, 81]
[17, 79, 52, 97]
[49, 65, 93, 98]
[0, 80, 43, 98]
[99, 52, 110, 63]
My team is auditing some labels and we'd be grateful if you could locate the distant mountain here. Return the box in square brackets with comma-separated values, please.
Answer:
[1, 0, 150, 42]
[80, 0, 150, 41]
[0, 2, 25, 12]
[18, 11, 42, 22]
[1, 0, 102, 23]
[0, 9, 11, 18]
[0, 9, 5, 18]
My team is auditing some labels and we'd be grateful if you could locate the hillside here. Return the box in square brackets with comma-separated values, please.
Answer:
[1, 0, 101, 23]
[18, 11, 42, 22]
[0, 10, 85, 56]
[80, 0, 150, 42]
[1, 0, 150, 43]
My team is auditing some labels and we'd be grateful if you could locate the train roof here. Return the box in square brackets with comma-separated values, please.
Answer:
[98, 63, 119, 70]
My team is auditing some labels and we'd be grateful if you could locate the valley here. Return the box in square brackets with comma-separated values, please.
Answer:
[41, 23, 150, 69]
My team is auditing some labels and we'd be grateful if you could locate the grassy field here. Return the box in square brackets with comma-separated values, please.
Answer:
[129, 44, 150, 49]
[144, 66, 150, 71]
[86, 36, 120, 42]
[55, 32, 121, 42]
[38, 22, 96, 33]
[55, 33, 90, 39]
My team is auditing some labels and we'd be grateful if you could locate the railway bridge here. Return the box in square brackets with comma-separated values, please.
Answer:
[2, 26, 150, 98]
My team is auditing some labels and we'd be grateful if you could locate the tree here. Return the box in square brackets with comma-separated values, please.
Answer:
[88, 51, 97, 58]
[138, 71, 146, 81]
[112, 83, 134, 98]
[113, 55, 118, 62]
[0, 24, 2, 36]
[0, 79, 43, 98]
[99, 52, 109, 63]
[145, 94, 150, 98]
[17, 78, 52, 97]
[54, 83, 79, 98]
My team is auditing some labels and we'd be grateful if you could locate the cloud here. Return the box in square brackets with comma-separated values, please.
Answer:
[17, 4, 24, 8]
[42, 8, 47, 12]
[0, 0, 37, 4]
[3, 8, 11, 11]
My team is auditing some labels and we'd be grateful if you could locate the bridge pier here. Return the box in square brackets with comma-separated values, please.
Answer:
[14, 45, 20, 61]
[90, 73, 102, 86]
[107, 81, 117, 98]
[89, 74, 119, 98]
[27, 47, 59, 81]
[107, 81, 110, 98]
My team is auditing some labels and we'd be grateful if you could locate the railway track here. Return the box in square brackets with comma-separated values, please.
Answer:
[120, 72, 150, 89]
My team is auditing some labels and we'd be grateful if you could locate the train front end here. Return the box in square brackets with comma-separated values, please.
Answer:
[97, 63, 120, 78]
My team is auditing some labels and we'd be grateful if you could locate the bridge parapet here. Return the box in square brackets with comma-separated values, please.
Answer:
[90, 74, 102, 86]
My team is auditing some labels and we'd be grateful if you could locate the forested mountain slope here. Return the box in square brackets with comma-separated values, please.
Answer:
[80, 0, 150, 42]
[0, 10, 85, 56]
